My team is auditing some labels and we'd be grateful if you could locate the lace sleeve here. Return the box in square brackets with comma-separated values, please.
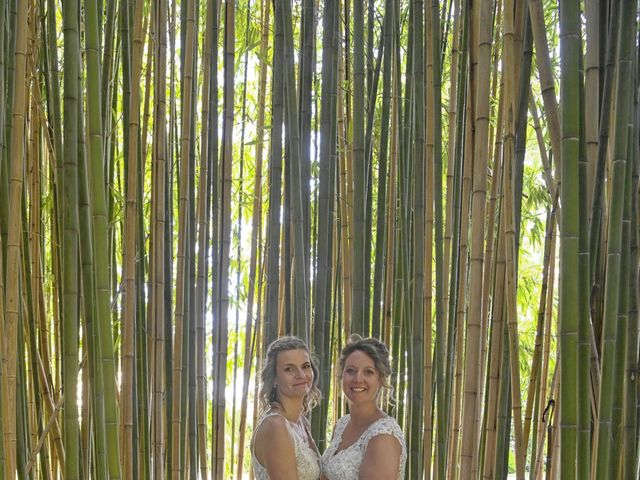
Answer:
[361, 417, 407, 478]
[362, 417, 405, 446]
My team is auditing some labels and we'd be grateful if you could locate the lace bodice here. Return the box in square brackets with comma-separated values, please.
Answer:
[251, 412, 321, 480]
[321, 414, 406, 480]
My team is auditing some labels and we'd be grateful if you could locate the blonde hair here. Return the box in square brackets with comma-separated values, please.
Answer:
[258, 336, 321, 415]
[339, 334, 393, 393]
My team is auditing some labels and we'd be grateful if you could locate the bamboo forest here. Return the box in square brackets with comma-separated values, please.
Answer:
[1, 0, 640, 477]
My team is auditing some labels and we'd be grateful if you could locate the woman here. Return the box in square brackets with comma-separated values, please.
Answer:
[321, 335, 406, 480]
[251, 336, 322, 480]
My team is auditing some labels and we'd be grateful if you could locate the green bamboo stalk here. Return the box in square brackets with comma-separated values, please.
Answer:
[311, 0, 338, 447]
[230, 5, 252, 462]
[78, 100, 109, 479]
[584, 0, 599, 209]
[62, 0, 81, 473]
[351, 0, 367, 334]
[558, 0, 581, 477]
[610, 117, 634, 479]
[408, 0, 425, 473]
[213, 0, 234, 473]
[577, 48, 591, 480]
[442, 0, 461, 345]
[623, 98, 639, 479]
[443, 9, 468, 479]
[594, 2, 635, 477]
[527, 0, 561, 170]
[236, 0, 270, 469]
[589, 0, 620, 291]
[280, 0, 309, 338]
[370, 0, 393, 338]
[264, 0, 284, 344]
[194, 0, 215, 475]
[44, 0, 62, 166]
[207, 0, 220, 469]
[298, 0, 314, 310]
[425, 8, 434, 475]
[363, 29, 384, 339]
[431, 0, 445, 475]
[100, 0, 118, 150]
[84, 0, 122, 473]
[494, 305, 512, 480]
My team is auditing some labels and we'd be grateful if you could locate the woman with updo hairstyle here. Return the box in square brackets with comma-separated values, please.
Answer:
[251, 336, 322, 479]
[321, 334, 406, 480]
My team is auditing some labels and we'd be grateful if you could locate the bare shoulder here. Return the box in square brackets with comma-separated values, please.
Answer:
[366, 433, 402, 456]
[253, 415, 293, 457]
[256, 414, 289, 437]
[253, 414, 299, 477]
[359, 434, 402, 479]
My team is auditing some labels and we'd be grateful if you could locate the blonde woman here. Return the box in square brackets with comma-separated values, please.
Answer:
[251, 336, 322, 479]
[321, 335, 406, 480]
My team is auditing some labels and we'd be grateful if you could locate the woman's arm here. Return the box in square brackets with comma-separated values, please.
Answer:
[358, 434, 402, 480]
[254, 416, 299, 479]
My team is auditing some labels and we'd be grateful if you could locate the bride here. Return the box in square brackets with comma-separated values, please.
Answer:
[321, 335, 406, 480]
[251, 336, 322, 479]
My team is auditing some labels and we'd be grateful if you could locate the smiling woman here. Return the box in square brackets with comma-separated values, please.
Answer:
[321, 335, 406, 480]
[251, 337, 322, 480]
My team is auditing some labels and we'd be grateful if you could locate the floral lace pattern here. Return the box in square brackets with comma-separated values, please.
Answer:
[251, 412, 321, 480]
[321, 414, 406, 480]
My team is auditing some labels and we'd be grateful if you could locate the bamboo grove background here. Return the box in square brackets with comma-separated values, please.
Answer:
[0, 0, 639, 478]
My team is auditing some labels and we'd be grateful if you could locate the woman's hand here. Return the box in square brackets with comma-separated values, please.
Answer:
[358, 434, 402, 480]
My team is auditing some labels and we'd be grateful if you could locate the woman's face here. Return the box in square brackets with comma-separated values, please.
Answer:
[341, 350, 381, 405]
[274, 349, 314, 400]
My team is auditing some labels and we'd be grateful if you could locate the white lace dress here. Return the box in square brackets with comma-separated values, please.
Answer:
[251, 412, 321, 480]
[321, 414, 406, 480]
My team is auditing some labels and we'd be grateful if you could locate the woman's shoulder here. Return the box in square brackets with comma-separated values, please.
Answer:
[365, 415, 405, 444]
[254, 412, 290, 439]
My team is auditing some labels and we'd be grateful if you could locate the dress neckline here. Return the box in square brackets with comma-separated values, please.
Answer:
[267, 410, 320, 458]
[331, 414, 388, 456]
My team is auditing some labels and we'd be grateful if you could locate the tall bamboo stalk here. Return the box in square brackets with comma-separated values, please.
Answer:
[84, 0, 122, 472]
[527, 0, 561, 170]
[149, 0, 168, 477]
[501, 1, 525, 476]
[593, 2, 635, 477]
[350, 0, 367, 335]
[558, 1, 581, 478]
[3, 0, 29, 474]
[460, 0, 492, 477]
[213, 0, 234, 473]
[62, 0, 81, 474]
[408, 0, 425, 473]
[121, 0, 146, 475]
[236, 0, 270, 471]
[311, 0, 339, 447]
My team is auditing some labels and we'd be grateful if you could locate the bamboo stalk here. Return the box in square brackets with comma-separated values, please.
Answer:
[527, 0, 562, 172]
[460, 0, 493, 476]
[593, 2, 635, 477]
[3, 0, 29, 474]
